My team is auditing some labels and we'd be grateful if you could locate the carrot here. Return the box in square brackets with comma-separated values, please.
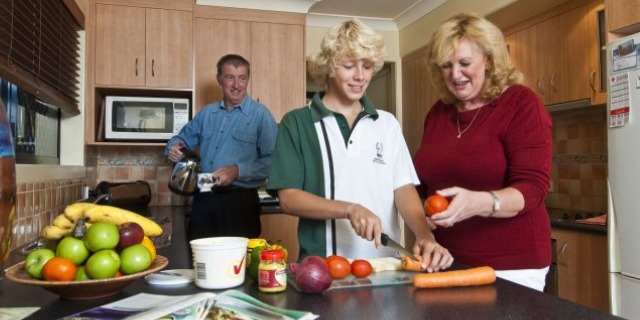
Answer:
[401, 255, 427, 272]
[412, 285, 497, 305]
[412, 266, 496, 288]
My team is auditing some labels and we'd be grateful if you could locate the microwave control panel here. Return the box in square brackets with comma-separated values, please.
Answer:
[173, 102, 190, 134]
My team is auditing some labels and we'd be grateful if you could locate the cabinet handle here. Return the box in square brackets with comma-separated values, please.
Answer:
[135, 58, 138, 76]
[559, 243, 568, 265]
[549, 73, 556, 92]
[537, 76, 545, 95]
[589, 70, 597, 92]
[152, 59, 155, 77]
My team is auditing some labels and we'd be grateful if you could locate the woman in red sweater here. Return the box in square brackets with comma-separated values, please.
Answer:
[413, 13, 552, 291]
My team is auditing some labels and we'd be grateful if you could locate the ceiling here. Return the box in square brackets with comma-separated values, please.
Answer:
[308, 0, 428, 20]
[75, 0, 575, 32]
[304, 0, 574, 31]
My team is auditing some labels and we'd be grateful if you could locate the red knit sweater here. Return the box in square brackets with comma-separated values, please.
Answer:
[413, 85, 552, 270]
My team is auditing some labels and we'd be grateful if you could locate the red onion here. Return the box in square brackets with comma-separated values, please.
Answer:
[291, 255, 332, 294]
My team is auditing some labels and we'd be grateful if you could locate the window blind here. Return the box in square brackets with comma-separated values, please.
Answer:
[0, 0, 83, 115]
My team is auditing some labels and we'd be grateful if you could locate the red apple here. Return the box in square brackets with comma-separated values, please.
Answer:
[118, 222, 144, 250]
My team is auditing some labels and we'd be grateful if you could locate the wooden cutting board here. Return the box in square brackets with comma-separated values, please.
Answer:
[287, 270, 417, 292]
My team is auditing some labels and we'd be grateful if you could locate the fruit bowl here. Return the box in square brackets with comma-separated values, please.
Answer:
[4, 255, 168, 300]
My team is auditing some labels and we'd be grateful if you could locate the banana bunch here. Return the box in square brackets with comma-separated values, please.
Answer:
[41, 203, 163, 240]
[83, 205, 163, 237]
[41, 203, 99, 241]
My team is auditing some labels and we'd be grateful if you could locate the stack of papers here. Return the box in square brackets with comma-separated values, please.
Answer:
[61, 290, 317, 320]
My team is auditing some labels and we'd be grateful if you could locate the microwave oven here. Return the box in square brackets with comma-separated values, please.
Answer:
[104, 96, 190, 141]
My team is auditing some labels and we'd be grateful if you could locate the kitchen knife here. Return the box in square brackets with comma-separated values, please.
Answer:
[381, 233, 419, 261]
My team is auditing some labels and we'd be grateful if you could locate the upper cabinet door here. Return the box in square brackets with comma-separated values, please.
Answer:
[250, 22, 305, 121]
[95, 4, 146, 87]
[194, 18, 251, 113]
[94, 4, 193, 89]
[145, 8, 193, 89]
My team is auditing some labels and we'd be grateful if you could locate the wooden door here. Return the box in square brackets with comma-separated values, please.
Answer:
[605, 0, 640, 34]
[534, 17, 557, 104]
[94, 4, 146, 87]
[556, 5, 592, 104]
[145, 8, 193, 89]
[260, 214, 300, 263]
[553, 228, 609, 312]
[401, 46, 439, 156]
[250, 22, 306, 122]
[193, 18, 251, 113]
[505, 27, 537, 92]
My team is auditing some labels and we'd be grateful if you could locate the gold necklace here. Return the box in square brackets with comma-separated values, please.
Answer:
[456, 107, 482, 139]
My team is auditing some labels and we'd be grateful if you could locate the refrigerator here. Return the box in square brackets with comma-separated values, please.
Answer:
[608, 32, 640, 318]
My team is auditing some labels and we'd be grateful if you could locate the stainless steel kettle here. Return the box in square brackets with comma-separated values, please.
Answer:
[168, 146, 201, 196]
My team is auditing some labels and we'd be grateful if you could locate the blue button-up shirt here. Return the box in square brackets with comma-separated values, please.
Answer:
[165, 95, 278, 189]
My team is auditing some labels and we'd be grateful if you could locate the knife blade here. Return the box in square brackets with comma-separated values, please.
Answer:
[381, 233, 419, 261]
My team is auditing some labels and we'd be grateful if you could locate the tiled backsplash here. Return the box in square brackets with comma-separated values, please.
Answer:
[546, 107, 608, 213]
[10, 146, 190, 252]
[85, 145, 190, 207]
[12, 179, 85, 251]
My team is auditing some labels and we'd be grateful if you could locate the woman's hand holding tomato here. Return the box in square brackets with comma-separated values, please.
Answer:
[428, 187, 496, 228]
[424, 194, 449, 217]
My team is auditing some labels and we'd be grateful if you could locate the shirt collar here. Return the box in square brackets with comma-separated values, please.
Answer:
[308, 92, 379, 122]
[217, 95, 251, 115]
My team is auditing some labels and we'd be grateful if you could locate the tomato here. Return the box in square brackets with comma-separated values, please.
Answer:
[424, 194, 449, 216]
[42, 257, 77, 281]
[326, 255, 351, 279]
[351, 259, 373, 278]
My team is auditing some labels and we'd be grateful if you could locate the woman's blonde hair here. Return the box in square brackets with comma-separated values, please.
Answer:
[308, 19, 386, 89]
[427, 12, 523, 105]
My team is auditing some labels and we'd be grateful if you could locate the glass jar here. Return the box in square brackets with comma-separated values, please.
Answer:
[258, 249, 287, 293]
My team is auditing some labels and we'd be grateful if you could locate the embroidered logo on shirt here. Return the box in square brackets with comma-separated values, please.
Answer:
[373, 142, 386, 165]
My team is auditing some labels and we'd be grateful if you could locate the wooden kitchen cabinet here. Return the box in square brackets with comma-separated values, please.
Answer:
[94, 3, 192, 89]
[605, 0, 640, 35]
[503, 0, 604, 107]
[193, 6, 306, 121]
[552, 227, 609, 313]
[85, 0, 193, 145]
[260, 214, 300, 263]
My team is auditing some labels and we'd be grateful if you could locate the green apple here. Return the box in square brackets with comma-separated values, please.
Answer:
[119, 244, 152, 275]
[24, 248, 55, 279]
[74, 266, 90, 281]
[56, 236, 90, 265]
[84, 222, 119, 252]
[85, 249, 120, 279]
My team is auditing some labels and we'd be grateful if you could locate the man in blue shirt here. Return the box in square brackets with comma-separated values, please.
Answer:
[165, 54, 278, 240]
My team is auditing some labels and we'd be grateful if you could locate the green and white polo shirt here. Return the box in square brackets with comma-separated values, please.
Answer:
[266, 92, 419, 260]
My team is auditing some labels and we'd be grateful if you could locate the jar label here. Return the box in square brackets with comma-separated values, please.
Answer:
[258, 269, 287, 289]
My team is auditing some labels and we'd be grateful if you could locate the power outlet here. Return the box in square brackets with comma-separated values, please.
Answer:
[549, 181, 555, 192]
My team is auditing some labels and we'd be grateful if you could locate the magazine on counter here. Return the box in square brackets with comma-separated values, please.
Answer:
[61, 289, 318, 320]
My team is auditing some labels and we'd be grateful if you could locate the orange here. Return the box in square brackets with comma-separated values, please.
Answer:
[424, 194, 449, 217]
[42, 257, 77, 281]
[140, 236, 157, 261]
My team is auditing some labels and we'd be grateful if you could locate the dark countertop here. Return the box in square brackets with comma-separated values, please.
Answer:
[547, 208, 607, 234]
[0, 206, 621, 320]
